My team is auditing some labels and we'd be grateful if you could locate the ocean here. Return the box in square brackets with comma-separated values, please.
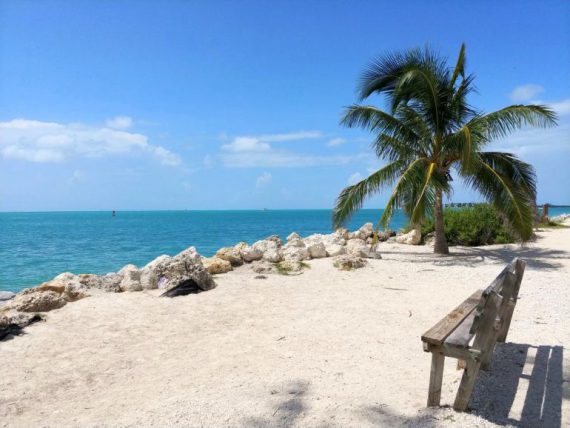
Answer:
[0, 209, 406, 292]
[1, 207, 568, 293]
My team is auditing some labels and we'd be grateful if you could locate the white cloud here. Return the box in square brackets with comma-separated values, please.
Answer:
[0, 118, 181, 166]
[106, 116, 133, 130]
[256, 172, 272, 188]
[220, 130, 367, 168]
[509, 84, 544, 102]
[347, 172, 363, 185]
[491, 122, 570, 155]
[327, 137, 347, 147]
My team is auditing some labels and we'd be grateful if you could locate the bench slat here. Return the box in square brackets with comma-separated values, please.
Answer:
[421, 290, 483, 346]
[444, 311, 476, 348]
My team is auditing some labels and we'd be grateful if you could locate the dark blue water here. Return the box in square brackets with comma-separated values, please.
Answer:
[0, 209, 407, 292]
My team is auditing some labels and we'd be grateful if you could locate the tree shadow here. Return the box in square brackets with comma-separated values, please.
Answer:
[470, 343, 564, 427]
[379, 245, 569, 270]
[242, 380, 309, 427]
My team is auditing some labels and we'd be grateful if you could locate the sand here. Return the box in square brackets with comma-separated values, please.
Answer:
[1, 225, 569, 427]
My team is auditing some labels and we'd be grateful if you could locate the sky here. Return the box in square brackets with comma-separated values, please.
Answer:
[1, 0, 569, 211]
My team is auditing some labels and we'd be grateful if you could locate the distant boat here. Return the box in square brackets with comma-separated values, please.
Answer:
[263, 208, 269, 211]
[112, 210, 116, 217]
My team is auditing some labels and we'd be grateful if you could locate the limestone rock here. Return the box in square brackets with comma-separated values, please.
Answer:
[286, 232, 301, 242]
[325, 244, 346, 257]
[250, 260, 275, 274]
[253, 239, 283, 263]
[307, 242, 327, 259]
[119, 264, 142, 292]
[265, 235, 283, 248]
[240, 245, 264, 262]
[0, 310, 43, 340]
[396, 229, 422, 245]
[282, 245, 310, 261]
[215, 247, 243, 267]
[358, 222, 375, 239]
[263, 248, 283, 263]
[145, 247, 216, 292]
[333, 255, 367, 271]
[202, 257, 232, 274]
[346, 239, 370, 258]
[335, 228, 349, 240]
[4, 289, 67, 312]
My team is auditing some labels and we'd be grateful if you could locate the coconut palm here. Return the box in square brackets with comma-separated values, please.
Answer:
[332, 44, 557, 254]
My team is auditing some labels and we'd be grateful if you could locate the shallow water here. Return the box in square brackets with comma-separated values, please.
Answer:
[0, 209, 406, 292]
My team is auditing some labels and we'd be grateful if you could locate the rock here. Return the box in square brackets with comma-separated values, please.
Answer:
[325, 244, 346, 257]
[424, 232, 435, 246]
[307, 242, 327, 259]
[147, 247, 216, 292]
[202, 257, 232, 274]
[215, 247, 243, 266]
[358, 222, 374, 239]
[335, 228, 349, 240]
[396, 229, 422, 245]
[0, 310, 43, 340]
[282, 245, 310, 261]
[263, 248, 283, 263]
[119, 264, 142, 292]
[253, 239, 283, 263]
[276, 259, 307, 275]
[377, 230, 396, 242]
[4, 289, 67, 312]
[159, 279, 202, 298]
[346, 239, 370, 258]
[333, 255, 367, 271]
[0, 291, 16, 302]
[250, 260, 275, 274]
[286, 232, 301, 242]
[265, 235, 283, 247]
[285, 237, 306, 248]
[240, 245, 264, 262]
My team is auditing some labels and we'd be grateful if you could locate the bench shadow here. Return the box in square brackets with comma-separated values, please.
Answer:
[242, 380, 309, 427]
[470, 343, 564, 427]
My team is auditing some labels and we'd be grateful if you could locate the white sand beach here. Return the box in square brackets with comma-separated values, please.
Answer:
[1, 225, 569, 427]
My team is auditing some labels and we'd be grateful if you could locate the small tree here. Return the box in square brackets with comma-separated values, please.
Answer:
[333, 44, 557, 254]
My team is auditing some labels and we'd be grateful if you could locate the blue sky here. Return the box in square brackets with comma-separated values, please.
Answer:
[1, 0, 569, 211]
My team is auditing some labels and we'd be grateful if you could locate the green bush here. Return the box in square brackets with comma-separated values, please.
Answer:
[420, 204, 516, 246]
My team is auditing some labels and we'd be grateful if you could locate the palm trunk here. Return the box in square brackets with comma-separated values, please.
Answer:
[434, 189, 449, 255]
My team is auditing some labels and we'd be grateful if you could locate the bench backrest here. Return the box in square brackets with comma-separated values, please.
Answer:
[470, 258, 526, 350]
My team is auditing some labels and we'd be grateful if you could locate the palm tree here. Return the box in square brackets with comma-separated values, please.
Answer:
[332, 44, 557, 254]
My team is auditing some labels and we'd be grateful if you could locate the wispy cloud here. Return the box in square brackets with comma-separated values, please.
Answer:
[509, 84, 544, 102]
[256, 171, 272, 188]
[105, 116, 133, 130]
[347, 172, 363, 185]
[327, 137, 347, 147]
[537, 98, 570, 116]
[0, 118, 181, 165]
[491, 122, 570, 155]
[220, 130, 367, 167]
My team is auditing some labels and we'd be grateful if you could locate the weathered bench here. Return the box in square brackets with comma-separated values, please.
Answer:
[421, 258, 526, 411]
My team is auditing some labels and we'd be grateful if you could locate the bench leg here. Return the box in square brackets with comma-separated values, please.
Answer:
[453, 360, 481, 411]
[427, 352, 445, 407]
[481, 343, 496, 371]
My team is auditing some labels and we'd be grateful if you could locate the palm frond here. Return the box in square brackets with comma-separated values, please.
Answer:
[332, 160, 406, 228]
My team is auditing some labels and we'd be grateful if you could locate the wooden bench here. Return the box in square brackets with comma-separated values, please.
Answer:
[421, 258, 526, 411]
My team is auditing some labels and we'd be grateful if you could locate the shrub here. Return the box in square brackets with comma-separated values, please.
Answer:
[420, 204, 516, 246]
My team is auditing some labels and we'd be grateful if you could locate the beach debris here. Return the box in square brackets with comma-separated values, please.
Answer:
[215, 247, 244, 267]
[333, 254, 368, 271]
[254, 275, 267, 280]
[159, 278, 203, 297]
[202, 257, 233, 274]
[395, 229, 422, 245]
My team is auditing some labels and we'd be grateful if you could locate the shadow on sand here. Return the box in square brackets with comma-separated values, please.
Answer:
[381, 243, 569, 270]
[362, 343, 565, 427]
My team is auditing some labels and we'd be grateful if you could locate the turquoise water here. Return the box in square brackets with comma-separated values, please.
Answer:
[0, 209, 406, 292]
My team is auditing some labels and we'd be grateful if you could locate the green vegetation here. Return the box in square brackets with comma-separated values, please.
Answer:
[420, 204, 515, 246]
[275, 260, 310, 275]
[332, 44, 558, 255]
